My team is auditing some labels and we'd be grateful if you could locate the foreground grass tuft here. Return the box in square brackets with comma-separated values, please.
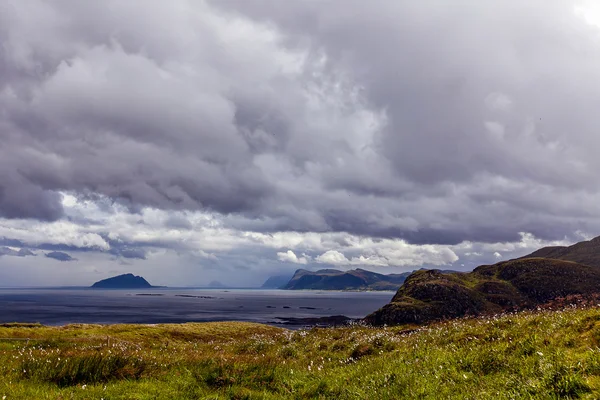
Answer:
[21, 353, 149, 386]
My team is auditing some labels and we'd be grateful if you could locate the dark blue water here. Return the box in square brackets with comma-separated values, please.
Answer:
[0, 288, 394, 326]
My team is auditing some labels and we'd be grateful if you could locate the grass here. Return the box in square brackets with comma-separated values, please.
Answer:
[2, 308, 600, 398]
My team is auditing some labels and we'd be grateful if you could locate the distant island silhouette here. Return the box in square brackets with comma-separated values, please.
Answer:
[91, 273, 160, 289]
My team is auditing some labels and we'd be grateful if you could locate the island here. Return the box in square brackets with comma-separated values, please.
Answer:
[282, 268, 411, 290]
[91, 273, 157, 289]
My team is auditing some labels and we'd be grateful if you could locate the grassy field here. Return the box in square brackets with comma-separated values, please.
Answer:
[2, 306, 600, 399]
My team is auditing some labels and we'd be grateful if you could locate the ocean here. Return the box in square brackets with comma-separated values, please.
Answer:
[0, 288, 395, 327]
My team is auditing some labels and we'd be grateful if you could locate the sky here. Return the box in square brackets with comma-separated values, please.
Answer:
[1, 0, 600, 287]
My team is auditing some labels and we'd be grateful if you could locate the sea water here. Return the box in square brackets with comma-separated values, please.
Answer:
[0, 288, 394, 326]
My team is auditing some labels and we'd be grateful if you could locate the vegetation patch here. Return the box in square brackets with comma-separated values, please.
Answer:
[1, 311, 600, 398]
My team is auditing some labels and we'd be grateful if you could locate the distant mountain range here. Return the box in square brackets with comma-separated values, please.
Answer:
[91, 273, 156, 289]
[261, 268, 459, 290]
[261, 274, 294, 289]
[279, 268, 412, 290]
[366, 235, 600, 326]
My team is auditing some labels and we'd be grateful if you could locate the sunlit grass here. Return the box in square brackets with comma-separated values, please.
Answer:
[2, 310, 600, 398]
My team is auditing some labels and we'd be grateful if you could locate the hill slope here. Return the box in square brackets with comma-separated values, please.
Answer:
[522, 236, 600, 267]
[365, 258, 600, 325]
[91, 273, 154, 289]
[282, 268, 411, 290]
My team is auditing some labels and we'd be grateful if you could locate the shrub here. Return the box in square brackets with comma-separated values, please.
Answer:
[195, 360, 278, 391]
[279, 345, 297, 359]
[350, 343, 374, 359]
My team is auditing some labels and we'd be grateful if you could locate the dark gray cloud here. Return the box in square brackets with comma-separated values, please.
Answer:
[1, 0, 600, 247]
[112, 248, 147, 260]
[0, 238, 26, 248]
[165, 214, 193, 230]
[45, 251, 76, 262]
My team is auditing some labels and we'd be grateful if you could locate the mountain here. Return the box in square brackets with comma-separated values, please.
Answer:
[208, 280, 226, 288]
[261, 274, 294, 289]
[365, 257, 600, 326]
[282, 268, 411, 290]
[91, 273, 154, 289]
[521, 236, 600, 267]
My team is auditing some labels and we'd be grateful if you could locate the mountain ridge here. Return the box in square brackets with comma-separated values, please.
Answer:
[282, 268, 411, 290]
[521, 236, 600, 267]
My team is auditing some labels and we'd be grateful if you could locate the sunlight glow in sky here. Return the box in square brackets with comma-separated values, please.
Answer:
[575, 3, 600, 28]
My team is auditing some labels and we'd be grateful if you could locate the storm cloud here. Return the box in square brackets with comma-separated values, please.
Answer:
[1, 1, 600, 285]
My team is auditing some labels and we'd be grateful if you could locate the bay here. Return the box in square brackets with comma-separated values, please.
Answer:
[0, 288, 394, 327]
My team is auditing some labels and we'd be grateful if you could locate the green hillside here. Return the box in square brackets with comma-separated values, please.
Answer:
[365, 258, 600, 326]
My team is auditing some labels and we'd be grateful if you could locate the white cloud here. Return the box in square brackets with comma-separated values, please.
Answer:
[0, 219, 110, 250]
[276, 250, 308, 264]
[316, 250, 348, 265]
[314, 246, 458, 268]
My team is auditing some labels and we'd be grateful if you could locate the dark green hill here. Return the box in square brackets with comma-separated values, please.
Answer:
[91, 273, 155, 289]
[365, 258, 600, 326]
[283, 268, 411, 290]
[522, 236, 600, 267]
